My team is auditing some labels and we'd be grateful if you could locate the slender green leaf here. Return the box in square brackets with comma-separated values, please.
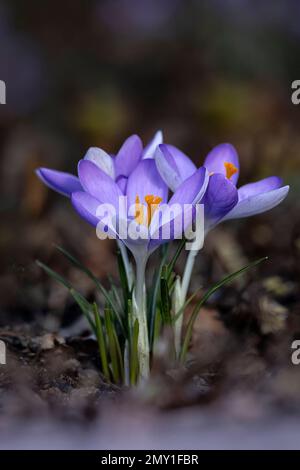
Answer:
[93, 303, 110, 381]
[160, 266, 172, 325]
[127, 298, 133, 335]
[180, 257, 268, 363]
[166, 238, 186, 281]
[117, 248, 130, 302]
[152, 308, 162, 346]
[70, 289, 95, 333]
[36, 260, 96, 332]
[36, 260, 71, 289]
[130, 319, 139, 386]
[55, 244, 124, 331]
[173, 285, 203, 323]
[104, 307, 120, 383]
[112, 328, 124, 383]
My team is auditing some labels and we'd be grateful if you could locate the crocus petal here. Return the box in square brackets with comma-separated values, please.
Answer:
[154, 144, 182, 192]
[155, 144, 197, 192]
[204, 143, 240, 186]
[223, 185, 289, 220]
[168, 166, 208, 206]
[150, 167, 208, 244]
[202, 173, 238, 230]
[71, 191, 101, 227]
[84, 147, 115, 179]
[114, 134, 143, 179]
[36, 168, 83, 197]
[78, 160, 123, 210]
[116, 175, 128, 193]
[142, 130, 163, 159]
[126, 159, 168, 210]
[71, 191, 118, 238]
[237, 176, 283, 200]
[165, 144, 197, 184]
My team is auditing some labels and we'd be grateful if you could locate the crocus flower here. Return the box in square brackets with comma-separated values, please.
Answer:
[71, 159, 208, 260]
[36, 129, 208, 262]
[65, 154, 208, 380]
[155, 142, 289, 232]
[36, 130, 163, 198]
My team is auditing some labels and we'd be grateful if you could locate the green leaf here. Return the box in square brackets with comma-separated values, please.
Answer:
[152, 308, 162, 347]
[36, 260, 71, 289]
[166, 238, 186, 281]
[54, 244, 124, 332]
[104, 307, 120, 384]
[127, 298, 133, 335]
[117, 248, 130, 304]
[112, 327, 124, 383]
[180, 257, 268, 363]
[70, 289, 95, 333]
[173, 285, 203, 323]
[36, 260, 96, 332]
[130, 319, 139, 386]
[160, 266, 172, 325]
[93, 303, 110, 381]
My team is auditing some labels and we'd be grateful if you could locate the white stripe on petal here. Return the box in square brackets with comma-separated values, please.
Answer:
[223, 186, 289, 220]
[84, 147, 115, 179]
[142, 130, 163, 159]
[154, 145, 182, 192]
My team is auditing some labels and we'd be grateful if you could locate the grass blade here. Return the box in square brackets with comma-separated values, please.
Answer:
[93, 303, 110, 381]
[160, 266, 172, 326]
[36, 260, 71, 289]
[55, 244, 124, 332]
[173, 286, 203, 323]
[166, 238, 186, 281]
[117, 248, 130, 303]
[104, 307, 120, 383]
[130, 319, 139, 386]
[36, 260, 96, 332]
[70, 289, 95, 333]
[180, 257, 268, 363]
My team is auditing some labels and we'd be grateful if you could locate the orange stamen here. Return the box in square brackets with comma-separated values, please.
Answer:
[135, 194, 162, 226]
[135, 195, 144, 225]
[224, 162, 238, 180]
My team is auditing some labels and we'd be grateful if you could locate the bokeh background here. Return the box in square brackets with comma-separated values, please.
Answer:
[0, 0, 299, 318]
[0, 0, 300, 448]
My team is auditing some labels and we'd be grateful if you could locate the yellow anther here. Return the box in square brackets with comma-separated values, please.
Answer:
[224, 162, 238, 180]
[135, 195, 144, 225]
[135, 194, 162, 226]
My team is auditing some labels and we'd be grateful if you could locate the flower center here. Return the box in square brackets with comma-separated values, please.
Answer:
[135, 194, 162, 226]
[224, 162, 238, 180]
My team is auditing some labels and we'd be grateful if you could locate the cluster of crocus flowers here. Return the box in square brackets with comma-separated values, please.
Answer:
[155, 141, 289, 306]
[36, 131, 289, 379]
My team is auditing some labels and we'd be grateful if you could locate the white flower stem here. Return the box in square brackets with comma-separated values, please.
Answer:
[133, 254, 150, 381]
[181, 238, 204, 304]
[172, 276, 183, 358]
[117, 240, 133, 290]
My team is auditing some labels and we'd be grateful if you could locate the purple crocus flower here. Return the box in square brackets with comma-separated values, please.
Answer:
[36, 129, 208, 260]
[36, 130, 163, 198]
[71, 159, 208, 258]
[155, 142, 289, 232]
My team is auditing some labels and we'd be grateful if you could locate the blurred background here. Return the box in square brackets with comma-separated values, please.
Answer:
[0, 0, 300, 448]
